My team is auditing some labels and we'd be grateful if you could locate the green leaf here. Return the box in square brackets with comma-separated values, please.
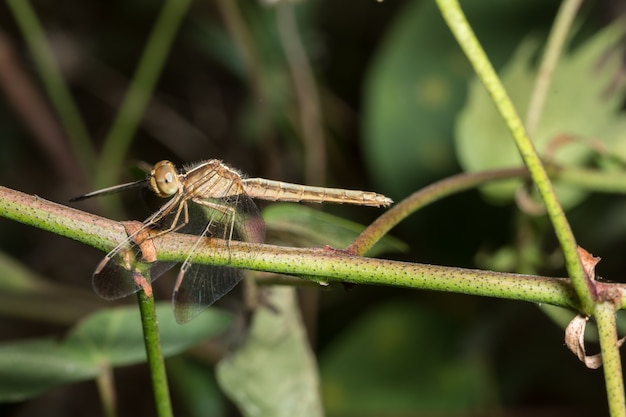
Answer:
[0, 251, 98, 324]
[65, 302, 233, 366]
[0, 251, 52, 293]
[0, 339, 97, 401]
[320, 302, 496, 413]
[456, 20, 626, 207]
[0, 303, 232, 401]
[363, 0, 559, 198]
[263, 203, 407, 256]
[216, 287, 323, 417]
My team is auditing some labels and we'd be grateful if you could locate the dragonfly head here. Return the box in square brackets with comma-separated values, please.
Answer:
[149, 160, 180, 198]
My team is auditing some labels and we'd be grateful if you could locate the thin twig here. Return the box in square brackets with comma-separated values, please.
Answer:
[276, 2, 326, 185]
[95, 366, 116, 417]
[0, 31, 86, 187]
[94, 0, 192, 189]
[348, 168, 528, 256]
[349, 164, 626, 256]
[525, 0, 583, 136]
[7, 0, 96, 179]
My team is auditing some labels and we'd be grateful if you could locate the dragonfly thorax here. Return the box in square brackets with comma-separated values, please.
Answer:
[149, 160, 180, 198]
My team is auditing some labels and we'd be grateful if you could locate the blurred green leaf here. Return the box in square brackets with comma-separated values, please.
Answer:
[0, 303, 232, 401]
[65, 302, 232, 366]
[187, 2, 318, 146]
[0, 251, 52, 293]
[320, 302, 496, 415]
[0, 339, 96, 401]
[0, 251, 99, 324]
[363, 0, 559, 199]
[216, 287, 323, 417]
[456, 20, 626, 208]
[263, 203, 407, 256]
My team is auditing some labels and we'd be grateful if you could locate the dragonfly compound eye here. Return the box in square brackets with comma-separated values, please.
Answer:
[150, 160, 179, 197]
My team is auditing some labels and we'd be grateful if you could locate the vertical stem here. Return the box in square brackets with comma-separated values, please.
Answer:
[7, 0, 96, 179]
[435, 0, 593, 314]
[215, 0, 265, 100]
[95, 365, 117, 417]
[525, 0, 582, 136]
[595, 302, 626, 417]
[275, 2, 325, 344]
[137, 289, 173, 417]
[276, 2, 326, 185]
[94, 0, 192, 189]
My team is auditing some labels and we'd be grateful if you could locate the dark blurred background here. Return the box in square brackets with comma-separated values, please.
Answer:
[0, 0, 625, 416]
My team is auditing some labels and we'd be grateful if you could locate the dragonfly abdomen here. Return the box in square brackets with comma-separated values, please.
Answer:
[242, 178, 392, 207]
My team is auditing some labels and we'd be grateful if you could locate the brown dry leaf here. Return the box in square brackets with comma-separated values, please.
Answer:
[565, 314, 626, 369]
[576, 246, 600, 299]
[577, 246, 601, 282]
[565, 315, 603, 369]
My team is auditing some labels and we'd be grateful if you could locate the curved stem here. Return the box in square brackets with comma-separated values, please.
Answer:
[350, 164, 626, 257]
[348, 168, 527, 256]
[435, 0, 592, 313]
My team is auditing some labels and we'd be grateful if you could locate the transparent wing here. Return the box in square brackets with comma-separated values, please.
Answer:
[92, 227, 177, 300]
[92, 196, 184, 299]
[172, 192, 266, 324]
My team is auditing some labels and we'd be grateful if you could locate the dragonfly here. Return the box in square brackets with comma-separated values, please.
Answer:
[72, 159, 393, 323]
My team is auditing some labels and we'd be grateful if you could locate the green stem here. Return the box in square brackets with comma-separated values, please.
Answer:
[137, 289, 173, 417]
[525, 0, 582, 136]
[595, 302, 626, 417]
[276, 2, 326, 184]
[94, 0, 192, 189]
[95, 365, 117, 417]
[215, 0, 265, 100]
[349, 168, 527, 256]
[3, 185, 618, 311]
[7, 0, 96, 178]
[349, 164, 626, 256]
[435, 0, 593, 314]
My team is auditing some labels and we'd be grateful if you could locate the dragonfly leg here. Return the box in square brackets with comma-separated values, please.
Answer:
[172, 200, 238, 314]
[191, 198, 237, 244]
[149, 199, 190, 240]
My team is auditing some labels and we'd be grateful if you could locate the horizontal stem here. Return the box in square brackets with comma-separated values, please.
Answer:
[0, 185, 608, 310]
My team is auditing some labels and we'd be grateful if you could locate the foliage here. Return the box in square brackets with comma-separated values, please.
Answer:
[0, 0, 625, 416]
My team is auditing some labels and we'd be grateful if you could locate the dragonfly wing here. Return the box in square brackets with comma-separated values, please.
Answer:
[184, 193, 265, 243]
[173, 264, 242, 324]
[92, 255, 141, 299]
[92, 224, 176, 299]
[232, 193, 266, 245]
[171, 192, 266, 322]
